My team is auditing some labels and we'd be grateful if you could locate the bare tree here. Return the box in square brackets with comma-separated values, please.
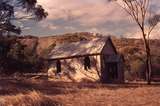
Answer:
[109, 0, 160, 84]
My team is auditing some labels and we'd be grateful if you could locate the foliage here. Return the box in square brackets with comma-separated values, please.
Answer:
[131, 59, 145, 79]
[0, 36, 44, 74]
[0, 0, 48, 35]
[0, 0, 47, 74]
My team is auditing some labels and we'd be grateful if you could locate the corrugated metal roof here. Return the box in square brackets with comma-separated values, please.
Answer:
[48, 38, 107, 59]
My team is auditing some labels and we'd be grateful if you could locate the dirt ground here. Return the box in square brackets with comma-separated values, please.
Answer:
[0, 78, 160, 106]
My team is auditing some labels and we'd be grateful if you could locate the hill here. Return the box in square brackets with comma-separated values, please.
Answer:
[35, 32, 160, 80]
[1, 32, 160, 80]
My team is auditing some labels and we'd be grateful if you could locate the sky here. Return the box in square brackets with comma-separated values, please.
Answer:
[20, 0, 160, 38]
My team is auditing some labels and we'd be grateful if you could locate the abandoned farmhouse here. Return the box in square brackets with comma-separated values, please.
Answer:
[47, 37, 124, 83]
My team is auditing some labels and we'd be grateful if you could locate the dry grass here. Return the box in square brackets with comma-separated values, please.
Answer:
[0, 91, 61, 106]
[52, 86, 160, 106]
[0, 79, 160, 106]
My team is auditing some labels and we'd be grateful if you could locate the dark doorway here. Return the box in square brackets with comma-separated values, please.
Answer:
[56, 60, 61, 74]
[106, 62, 118, 82]
[84, 56, 91, 71]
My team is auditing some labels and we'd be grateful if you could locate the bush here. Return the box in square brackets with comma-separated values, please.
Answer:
[130, 60, 146, 80]
[0, 36, 44, 74]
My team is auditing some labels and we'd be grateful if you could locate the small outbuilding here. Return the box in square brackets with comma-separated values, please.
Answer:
[47, 37, 124, 83]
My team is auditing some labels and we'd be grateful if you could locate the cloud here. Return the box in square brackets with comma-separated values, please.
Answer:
[64, 26, 75, 30]
[38, 0, 128, 26]
[26, 0, 160, 39]
[40, 22, 58, 30]
[36, 0, 130, 35]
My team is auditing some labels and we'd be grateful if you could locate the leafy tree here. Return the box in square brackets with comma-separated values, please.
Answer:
[0, 36, 42, 74]
[0, 0, 48, 35]
[0, 0, 47, 73]
[109, 0, 160, 84]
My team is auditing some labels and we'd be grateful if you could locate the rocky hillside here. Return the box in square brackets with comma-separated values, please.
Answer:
[3, 32, 160, 79]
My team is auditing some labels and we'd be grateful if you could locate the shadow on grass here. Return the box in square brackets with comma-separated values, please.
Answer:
[0, 79, 78, 96]
[0, 79, 160, 96]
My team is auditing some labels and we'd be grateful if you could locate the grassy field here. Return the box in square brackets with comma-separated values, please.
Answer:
[0, 78, 160, 106]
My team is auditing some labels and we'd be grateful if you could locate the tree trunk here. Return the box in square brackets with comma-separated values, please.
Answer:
[146, 43, 152, 84]
[143, 35, 152, 84]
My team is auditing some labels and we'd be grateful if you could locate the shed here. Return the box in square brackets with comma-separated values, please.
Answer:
[47, 37, 124, 83]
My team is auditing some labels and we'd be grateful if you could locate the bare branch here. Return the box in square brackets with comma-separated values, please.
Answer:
[11, 15, 34, 20]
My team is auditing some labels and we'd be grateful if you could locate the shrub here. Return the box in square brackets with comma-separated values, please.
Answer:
[130, 60, 146, 80]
